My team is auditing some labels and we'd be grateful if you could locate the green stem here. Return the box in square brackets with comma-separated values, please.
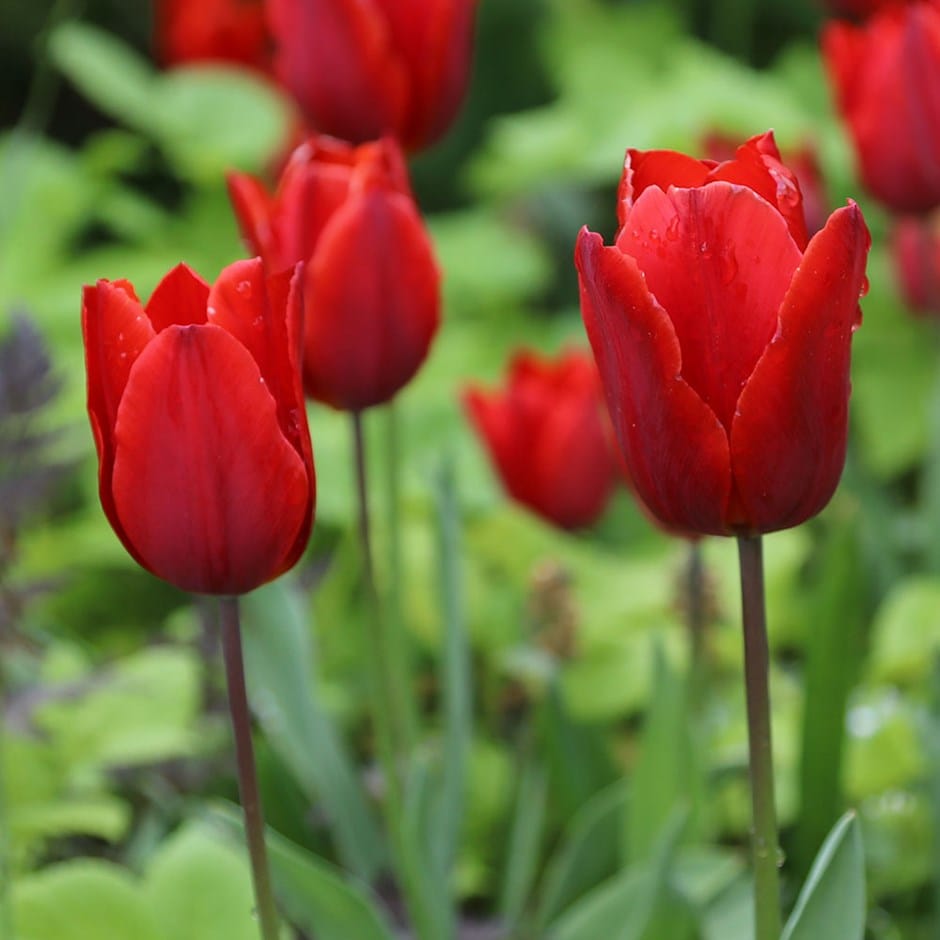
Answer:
[382, 403, 419, 752]
[352, 412, 442, 939]
[220, 596, 281, 940]
[685, 539, 707, 695]
[0, 666, 13, 940]
[737, 535, 782, 940]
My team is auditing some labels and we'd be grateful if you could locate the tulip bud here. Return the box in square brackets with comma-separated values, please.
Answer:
[823, 0, 940, 214]
[268, 0, 478, 151]
[463, 348, 619, 530]
[82, 259, 315, 594]
[228, 136, 440, 412]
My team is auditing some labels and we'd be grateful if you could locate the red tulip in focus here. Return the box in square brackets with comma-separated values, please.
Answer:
[155, 0, 271, 72]
[228, 136, 440, 411]
[892, 214, 940, 315]
[267, 0, 478, 151]
[576, 131, 871, 537]
[823, 0, 940, 214]
[463, 349, 619, 530]
[82, 259, 315, 594]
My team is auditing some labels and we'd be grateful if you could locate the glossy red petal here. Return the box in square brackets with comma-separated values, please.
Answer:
[207, 258, 312, 467]
[616, 182, 801, 433]
[303, 189, 440, 410]
[111, 324, 310, 594]
[82, 280, 156, 565]
[269, 0, 407, 143]
[708, 132, 808, 248]
[576, 228, 732, 535]
[731, 203, 871, 533]
[145, 263, 211, 332]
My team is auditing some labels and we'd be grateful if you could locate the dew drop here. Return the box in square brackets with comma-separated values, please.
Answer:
[236, 280, 252, 296]
[860, 274, 870, 298]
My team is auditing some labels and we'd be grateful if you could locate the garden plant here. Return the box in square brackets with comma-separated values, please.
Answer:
[2, 1, 940, 939]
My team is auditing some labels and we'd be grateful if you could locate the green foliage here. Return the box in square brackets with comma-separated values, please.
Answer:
[782, 813, 866, 940]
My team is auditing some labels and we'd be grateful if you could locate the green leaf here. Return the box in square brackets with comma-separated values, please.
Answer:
[239, 579, 385, 881]
[11, 861, 161, 940]
[534, 780, 629, 933]
[144, 825, 260, 940]
[499, 760, 548, 927]
[47, 22, 156, 130]
[627, 644, 699, 864]
[209, 806, 396, 940]
[781, 812, 866, 940]
[35, 647, 203, 769]
[794, 517, 868, 875]
[48, 23, 289, 180]
[547, 810, 686, 940]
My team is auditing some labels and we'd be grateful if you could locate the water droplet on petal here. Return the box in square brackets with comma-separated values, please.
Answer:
[236, 280, 252, 296]
[860, 274, 870, 298]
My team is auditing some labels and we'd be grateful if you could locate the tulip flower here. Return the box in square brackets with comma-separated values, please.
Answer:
[463, 349, 619, 530]
[82, 259, 315, 595]
[267, 0, 478, 150]
[228, 135, 440, 412]
[892, 214, 940, 315]
[154, 0, 271, 72]
[575, 131, 871, 538]
[823, 0, 940, 214]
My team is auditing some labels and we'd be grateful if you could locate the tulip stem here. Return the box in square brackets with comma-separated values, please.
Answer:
[220, 596, 281, 940]
[382, 403, 419, 753]
[737, 535, 782, 940]
[353, 412, 442, 940]
[686, 539, 707, 693]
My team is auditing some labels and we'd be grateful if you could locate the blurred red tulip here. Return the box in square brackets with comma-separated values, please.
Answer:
[823, 0, 940, 213]
[576, 132, 871, 537]
[463, 349, 619, 530]
[820, 0, 909, 17]
[82, 259, 315, 594]
[228, 136, 440, 411]
[267, 0, 478, 150]
[892, 214, 940, 315]
[154, 0, 271, 72]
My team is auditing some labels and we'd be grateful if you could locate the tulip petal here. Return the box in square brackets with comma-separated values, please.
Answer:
[616, 182, 801, 433]
[576, 228, 732, 535]
[207, 258, 313, 469]
[145, 263, 211, 332]
[227, 171, 276, 261]
[269, 0, 407, 143]
[303, 188, 439, 410]
[111, 324, 310, 594]
[82, 280, 157, 565]
[731, 203, 870, 533]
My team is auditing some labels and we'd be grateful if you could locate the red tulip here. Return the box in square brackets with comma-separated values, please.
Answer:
[267, 0, 478, 151]
[576, 132, 871, 537]
[82, 259, 315, 594]
[462, 349, 619, 530]
[823, 1, 940, 213]
[154, 0, 271, 72]
[892, 214, 940, 315]
[228, 136, 440, 411]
